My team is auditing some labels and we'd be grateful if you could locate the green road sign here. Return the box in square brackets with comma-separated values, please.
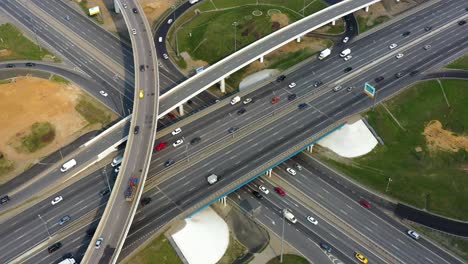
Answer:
[364, 83, 375, 98]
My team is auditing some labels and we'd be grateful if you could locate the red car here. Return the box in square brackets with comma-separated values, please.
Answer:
[167, 112, 177, 121]
[275, 187, 286, 196]
[360, 199, 371, 209]
[154, 142, 167, 151]
[271, 97, 280, 104]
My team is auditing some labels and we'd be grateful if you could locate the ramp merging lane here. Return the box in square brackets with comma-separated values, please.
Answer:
[80, 1, 160, 263]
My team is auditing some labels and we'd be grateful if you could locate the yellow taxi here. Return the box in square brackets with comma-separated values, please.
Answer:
[355, 252, 368, 263]
[139, 89, 144, 99]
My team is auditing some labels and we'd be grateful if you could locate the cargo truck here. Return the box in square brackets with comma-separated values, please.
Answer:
[207, 174, 218, 185]
[318, 48, 331, 60]
[125, 176, 139, 202]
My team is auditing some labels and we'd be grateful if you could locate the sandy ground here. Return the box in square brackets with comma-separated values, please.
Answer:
[423, 120, 468, 153]
[318, 119, 378, 158]
[171, 207, 229, 264]
[355, 0, 418, 21]
[140, 0, 177, 25]
[0, 76, 99, 183]
[179, 52, 209, 75]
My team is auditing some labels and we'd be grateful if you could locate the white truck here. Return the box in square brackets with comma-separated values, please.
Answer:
[318, 48, 331, 60]
[339, 48, 351, 58]
[230, 96, 241, 105]
[283, 210, 297, 223]
[207, 174, 218, 185]
[58, 258, 76, 264]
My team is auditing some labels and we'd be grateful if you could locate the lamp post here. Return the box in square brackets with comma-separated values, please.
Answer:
[232, 21, 238, 52]
[102, 165, 111, 191]
[172, 5, 180, 56]
[385, 177, 392, 192]
[38, 214, 51, 238]
[280, 209, 288, 263]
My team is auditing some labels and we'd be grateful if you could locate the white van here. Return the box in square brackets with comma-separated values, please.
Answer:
[339, 48, 351, 58]
[60, 159, 77, 173]
[111, 155, 123, 167]
[283, 211, 297, 224]
[189, 0, 199, 4]
[230, 96, 241, 105]
[158, 37, 163, 43]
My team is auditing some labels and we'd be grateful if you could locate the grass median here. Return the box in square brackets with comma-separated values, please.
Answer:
[124, 235, 182, 264]
[267, 254, 310, 264]
[447, 55, 468, 71]
[318, 79, 468, 220]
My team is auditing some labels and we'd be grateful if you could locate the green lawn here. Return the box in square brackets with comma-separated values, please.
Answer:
[217, 233, 247, 264]
[50, 75, 71, 85]
[0, 23, 57, 61]
[267, 254, 310, 264]
[75, 95, 113, 126]
[319, 80, 468, 220]
[20, 122, 55, 153]
[0, 155, 14, 176]
[357, 15, 390, 33]
[447, 55, 468, 71]
[170, 0, 327, 64]
[124, 235, 182, 264]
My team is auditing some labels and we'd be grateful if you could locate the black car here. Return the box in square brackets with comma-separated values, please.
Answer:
[25, 62, 36, 67]
[237, 108, 246, 115]
[187, 99, 193, 105]
[87, 228, 96, 237]
[139, 65, 145, 72]
[134, 126, 140, 134]
[320, 242, 332, 253]
[252, 191, 263, 199]
[402, 31, 411, 36]
[424, 26, 432, 31]
[375, 76, 384, 82]
[6, 64, 15, 68]
[344, 67, 352, 73]
[190, 137, 201, 145]
[164, 159, 175, 167]
[0, 195, 9, 205]
[228, 127, 239, 133]
[276, 75, 286, 82]
[132, 8, 138, 13]
[141, 197, 152, 206]
[288, 94, 296, 101]
[313, 80, 323, 87]
[99, 189, 110, 196]
[459, 20, 466, 26]
[298, 103, 308, 109]
[48, 242, 62, 253]
[347, 86, 353, 92]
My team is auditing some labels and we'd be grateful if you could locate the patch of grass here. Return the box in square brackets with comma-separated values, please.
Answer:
[226, 65, 249, 89]
[76, 0, 104, 24]
[75, 95, 112, 126]
[318, 79, 468, 220]
[0, 79, 11, 85]
[324, 21, 345, 35]
[410, 224, 468, 262]
[268, 48, 315, 70]
[124, 235, 182, 264]
[50, 75, 70, 85]
[0, 23, 56, 61]
[20, 122, 55, 153]
[357, 15, 390, 33]
[217, 233, 248, 264]
[170, 1, 327, 64]
[267, 254, 310, 264]
[0, 152, 15, 176]
[447, 55, 468, 71]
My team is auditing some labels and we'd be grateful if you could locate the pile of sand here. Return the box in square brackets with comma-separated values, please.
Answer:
[423, 120, 468, 152]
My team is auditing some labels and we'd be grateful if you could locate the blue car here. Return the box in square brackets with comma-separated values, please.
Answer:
[298, 103, 308, 109]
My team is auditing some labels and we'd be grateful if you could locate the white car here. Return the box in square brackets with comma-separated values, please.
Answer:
[163, 53, 169, 60]
[288, 82, 296, 89]
[167, 19, 173, 24]
[172, 128, 182, 136]
[407, 230, 420, 240]
[95, 237, 103, 249]
[342, 36, 349, 43]
[259, 185, 269, 194]
[173, 139, 184, 147]
[389, 43, 397, 49]
[344, 55, 352, 61]
[395, 53, 404, 59]
[99, 90, 108, 97]
[243, 98, 252, 105]
[51, 196, 63, 205]
[114, 166, 120, 173]
[132, 29, 136, 35]
[286, 168, 296, 175]
[307, 216, 318, 225]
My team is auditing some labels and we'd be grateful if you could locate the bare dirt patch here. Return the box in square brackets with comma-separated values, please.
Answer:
[0, 49, 12, 57]
[80, 0, 119, 32]
[355, 0, 417, 21]
[179, 51, 209, 75]
[140, 0, 177, 26]
[270, 13, 289, 28]
[423, 120, 468, 153]
[0, 76, 108, 183]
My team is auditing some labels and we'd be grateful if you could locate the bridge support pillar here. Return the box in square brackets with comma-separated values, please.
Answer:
[265, 168, 272, 177]
[296, 36, 301, 43]
[221, 196, 227, 206]
[307, 144, 314, 153]
[365, 5, 369, 12]
[220, 78, 226, 94]
[178, 105, 184, 116]
[331, 20, 336, 26]
[259, 56, 264, 63]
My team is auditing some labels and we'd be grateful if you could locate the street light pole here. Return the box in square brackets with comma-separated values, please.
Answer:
[38, 214, 51, 238]
[103, 165, 111, 191]
[303, 0, 305, 17]
[280, 209, 286, 263]
[172, 5, 180, 56]
[232, 22, 238, 52]
[385, 177, 392, 192]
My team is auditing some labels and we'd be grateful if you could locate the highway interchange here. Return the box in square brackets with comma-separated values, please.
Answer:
[0, 0, 467, 263]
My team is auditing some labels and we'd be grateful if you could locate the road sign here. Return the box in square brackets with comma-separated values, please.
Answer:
[364, 83, 375, 98]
